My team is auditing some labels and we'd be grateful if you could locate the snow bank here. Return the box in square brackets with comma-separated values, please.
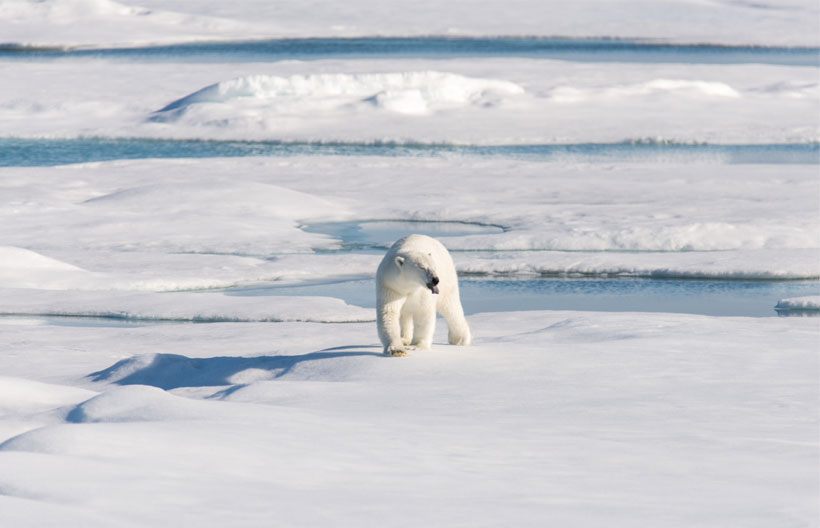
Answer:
[775, 295, 820, 311]
[152, 71, 525, 122]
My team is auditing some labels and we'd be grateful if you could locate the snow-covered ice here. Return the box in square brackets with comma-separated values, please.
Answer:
[0, 313, 817, 527]
[0, 153, 817, 525]
[1, 1, 818, 526]
[1, 59, 817, 143]
[0, 157, 817, 296]
[775, 295, 820, 312]
[1, 0, 818, 47]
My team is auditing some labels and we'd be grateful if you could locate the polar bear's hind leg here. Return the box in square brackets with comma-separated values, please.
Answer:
[438, 290, 472, 346]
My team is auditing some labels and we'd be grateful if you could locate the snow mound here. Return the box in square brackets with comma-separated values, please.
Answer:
[548, 79, 741, 103]
[775, 296, 820, 312]
[65, 385, 212, 423]
[84, 181, 339, 219]
[0, 376, 97, 413]
[153, 71, 525, 120]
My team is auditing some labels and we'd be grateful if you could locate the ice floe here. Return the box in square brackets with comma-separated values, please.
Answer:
[2, 58, 816, 144]
[775, 295, 820, 311]
[2, 0, 818, 47]
[1, 158, 817, 291]
[0, 312, 817, 526]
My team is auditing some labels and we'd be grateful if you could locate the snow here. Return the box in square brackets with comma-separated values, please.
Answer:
[1, 59, 817, 143]
[1, 1, 818, 526]
[152, 71, 525, 119]
[0, 155, 817, 526]
[0, 288, 374, 323]
[0, 314, 817, 527]
[776, 295, 820, 311]
[1, 0, 818, 47]
[2, 158, 816, 293]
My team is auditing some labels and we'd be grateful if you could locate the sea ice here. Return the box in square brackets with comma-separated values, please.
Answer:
[775, 295, 820, 311]
[1, 59, 817, 143]
[0, 312, 816, 527]
[2, 0, 818, 47]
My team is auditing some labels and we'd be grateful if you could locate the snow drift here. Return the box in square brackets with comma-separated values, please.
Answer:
[152, 71, 525, 122]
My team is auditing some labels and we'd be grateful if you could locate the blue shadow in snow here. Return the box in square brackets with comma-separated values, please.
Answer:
[88, 346, 384, 390]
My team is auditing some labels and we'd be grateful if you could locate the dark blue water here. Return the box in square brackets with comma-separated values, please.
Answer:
[222, 277, 819, 318]
[2, 37, 818, 66]
[2, 137, 817, 167]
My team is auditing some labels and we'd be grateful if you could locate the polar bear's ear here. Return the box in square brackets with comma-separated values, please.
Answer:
[395, 256, 405, 267]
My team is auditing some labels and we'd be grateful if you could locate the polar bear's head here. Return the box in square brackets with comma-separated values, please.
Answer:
[391, 250, 440, 295]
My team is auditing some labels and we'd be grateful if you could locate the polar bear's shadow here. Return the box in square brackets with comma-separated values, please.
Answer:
[88, 345, 384, 390]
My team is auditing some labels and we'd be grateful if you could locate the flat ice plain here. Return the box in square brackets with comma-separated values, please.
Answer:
[0, 1, 818, 527]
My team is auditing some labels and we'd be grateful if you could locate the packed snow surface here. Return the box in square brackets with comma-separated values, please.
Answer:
[1, 0, 818, 47]
[0, 313, 817, 527]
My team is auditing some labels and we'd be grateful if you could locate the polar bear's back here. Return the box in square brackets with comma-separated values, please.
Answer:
[392, 233, 445, 253]
[391, 234, 453, 267]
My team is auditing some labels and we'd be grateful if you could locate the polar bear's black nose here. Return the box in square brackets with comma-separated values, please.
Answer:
[431, 276, 439, 286]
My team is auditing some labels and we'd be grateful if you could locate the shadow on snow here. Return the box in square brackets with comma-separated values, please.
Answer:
[88, 346, 384, 390]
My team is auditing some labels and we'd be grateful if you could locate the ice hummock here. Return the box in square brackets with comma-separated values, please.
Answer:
[151, 71, 525, 121]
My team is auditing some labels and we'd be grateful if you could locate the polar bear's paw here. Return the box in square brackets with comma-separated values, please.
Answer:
[385, 345, 408, 357]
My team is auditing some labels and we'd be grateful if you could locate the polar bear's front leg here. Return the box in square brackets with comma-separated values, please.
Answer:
[377, 290, 407, 356]
[410, 297, 437, 350]
[400, 310, 414, 346]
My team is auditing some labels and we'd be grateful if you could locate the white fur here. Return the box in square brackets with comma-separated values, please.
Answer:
[376, 234, 472, 356]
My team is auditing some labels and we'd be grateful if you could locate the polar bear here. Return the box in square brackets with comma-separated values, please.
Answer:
[376, 234, 472, 356]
